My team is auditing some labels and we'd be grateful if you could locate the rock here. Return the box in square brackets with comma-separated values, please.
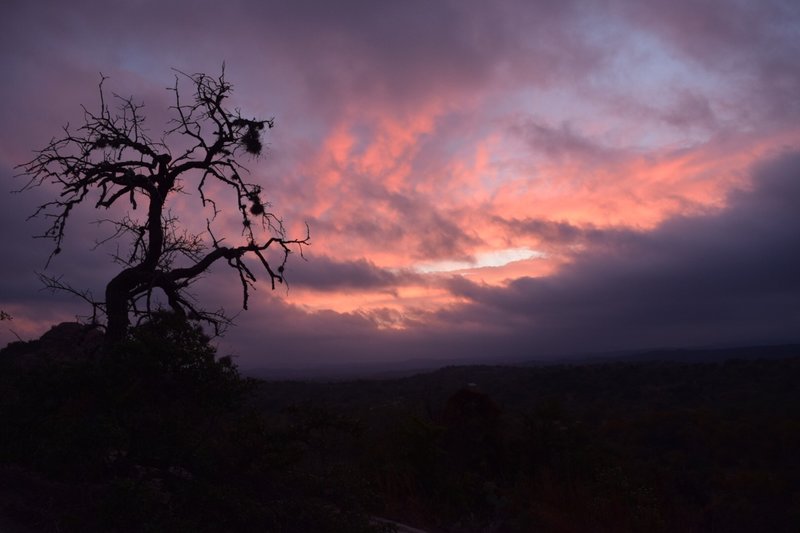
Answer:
[0, 322, 104, 367]
[39, 322, 104, 358]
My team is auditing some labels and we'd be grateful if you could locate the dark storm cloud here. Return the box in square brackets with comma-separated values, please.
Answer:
[446, 151, 800, 353]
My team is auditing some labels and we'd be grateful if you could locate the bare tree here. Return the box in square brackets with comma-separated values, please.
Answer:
[17, 68, 309, 346]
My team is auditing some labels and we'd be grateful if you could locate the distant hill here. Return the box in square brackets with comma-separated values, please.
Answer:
[617, 343, 800, 363]
[245, 343, 800, 380]
[250, 352, 800, 531]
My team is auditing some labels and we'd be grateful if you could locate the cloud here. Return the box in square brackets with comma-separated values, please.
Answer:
[203, 150, 800, 370]
[286, 255, 421, 292]
[2, 1, 799, 370]
[444, 150, 800, 353]
[510, 119, 626, 163]
[660, 90, 718, 130]
[615, 0, 800, 124]
[494, 216, 626, 248]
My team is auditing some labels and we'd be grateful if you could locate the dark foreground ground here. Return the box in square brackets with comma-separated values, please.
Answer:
[253, 352, 800, 532]
[1, 325, 798, 532]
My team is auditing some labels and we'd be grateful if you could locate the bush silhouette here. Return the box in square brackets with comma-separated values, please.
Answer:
[0, 314, 381, 532]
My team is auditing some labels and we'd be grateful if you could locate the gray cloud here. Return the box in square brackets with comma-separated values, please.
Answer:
[495, 217, 618, 247]
[446, 151, 800, 353]
[286, 254, 421, 292]
[616, 0, 800, 124]
[2, 0, 799, 369]
[510, 119, 625, 163]
[216, 150, 800, 369]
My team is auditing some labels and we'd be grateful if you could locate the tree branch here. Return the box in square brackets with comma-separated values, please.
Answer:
[16, 68, 309, 344]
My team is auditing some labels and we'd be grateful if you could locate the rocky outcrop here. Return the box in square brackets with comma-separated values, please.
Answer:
[0, 322, 104, 367]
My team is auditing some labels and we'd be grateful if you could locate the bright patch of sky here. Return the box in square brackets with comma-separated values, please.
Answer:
[414, 247, 545, 274]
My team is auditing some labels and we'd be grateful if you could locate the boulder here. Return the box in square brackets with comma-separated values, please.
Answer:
[0, 322, 104, 367]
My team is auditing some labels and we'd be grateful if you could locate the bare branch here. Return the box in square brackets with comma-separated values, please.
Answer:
[16, 68, 309, 345]
[37, 272, 104, 326]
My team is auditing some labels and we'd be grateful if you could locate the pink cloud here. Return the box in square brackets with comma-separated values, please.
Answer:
[2, 0, 799, 368]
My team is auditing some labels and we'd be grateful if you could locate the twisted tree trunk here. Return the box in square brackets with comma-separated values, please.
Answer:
[18, 70, 308, 349]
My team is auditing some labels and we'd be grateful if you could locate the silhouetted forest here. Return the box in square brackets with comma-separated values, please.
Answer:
[1, 321, 798, 532]
[254, 353, 800, 532]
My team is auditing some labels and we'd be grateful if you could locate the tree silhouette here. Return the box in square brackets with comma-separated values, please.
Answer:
[17, 69, 308, 345]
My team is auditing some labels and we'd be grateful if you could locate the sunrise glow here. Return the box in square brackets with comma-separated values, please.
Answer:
[1, 0, 798, 368]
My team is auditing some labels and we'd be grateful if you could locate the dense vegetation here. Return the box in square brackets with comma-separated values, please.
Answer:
[1, 322, 798, 531]
[254, 353, 800, 532]
[0, 316, 383, 532]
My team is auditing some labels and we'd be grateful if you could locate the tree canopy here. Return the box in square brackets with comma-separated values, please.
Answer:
[17, 69, 308, 344]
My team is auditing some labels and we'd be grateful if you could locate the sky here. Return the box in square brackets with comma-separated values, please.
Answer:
[1, 0, 799, 372]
